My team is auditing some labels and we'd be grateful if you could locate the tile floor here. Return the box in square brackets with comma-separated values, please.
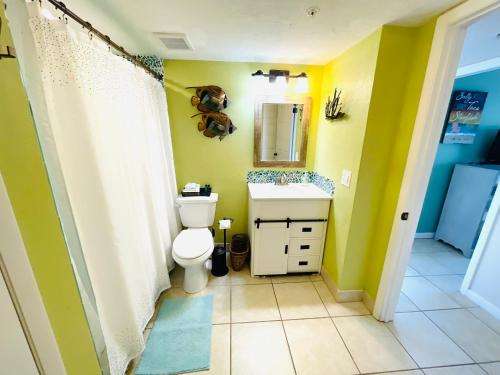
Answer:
[127, 239, 500, 375]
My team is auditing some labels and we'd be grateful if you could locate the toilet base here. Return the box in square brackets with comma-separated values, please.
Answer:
[182, 261, 208, 293]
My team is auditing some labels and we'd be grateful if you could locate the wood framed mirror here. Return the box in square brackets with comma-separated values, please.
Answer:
[254, 95, 311, 167]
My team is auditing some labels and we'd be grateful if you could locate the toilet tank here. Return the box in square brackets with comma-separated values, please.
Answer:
[176, 193, 218, 228]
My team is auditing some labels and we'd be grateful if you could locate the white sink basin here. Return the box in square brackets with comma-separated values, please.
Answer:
[248, 183, 332, 200]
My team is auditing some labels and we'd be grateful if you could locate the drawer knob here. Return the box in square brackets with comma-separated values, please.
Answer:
[300, 245, 310, 250]
[302, 227, 312, 232]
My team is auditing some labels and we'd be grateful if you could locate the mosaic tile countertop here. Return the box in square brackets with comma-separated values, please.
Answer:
[247, 170, 335, 196]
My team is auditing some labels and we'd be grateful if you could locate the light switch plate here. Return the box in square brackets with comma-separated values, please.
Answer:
[341, 169, 351, 187]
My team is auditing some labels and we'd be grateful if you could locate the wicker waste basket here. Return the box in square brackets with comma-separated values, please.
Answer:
[230, 233, 249, 271]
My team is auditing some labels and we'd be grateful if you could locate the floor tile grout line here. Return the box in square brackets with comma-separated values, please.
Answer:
[279, 320, 298, 375]
[360, 362, 493, 375]
[467, 308, 500, 337]
[397, 290, 478, 366]
[421, 309, 481, 365]
[388, 311, 476, 369]
[228, 313, 373, 325]
[366, 315, 421, 372]
[311, 278, 334, 315]
[399, 283, 468, 313]
[399, 290, 421, 312]
[420, 273, 475, 308]
[271, 282, 284, 321]
[271, 279, 298, 374]
[329, 316, 362, 374]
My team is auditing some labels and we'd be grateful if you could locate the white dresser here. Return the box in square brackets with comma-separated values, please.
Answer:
[247, 183, 332, 276]
[435, 164, 500, 258]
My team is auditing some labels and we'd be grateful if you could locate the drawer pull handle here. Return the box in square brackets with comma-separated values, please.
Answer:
[298, 261, 309, 266]
[300, 245, 310, 250]
[302, 227, 312, 232]
[284, 244, 288, 254]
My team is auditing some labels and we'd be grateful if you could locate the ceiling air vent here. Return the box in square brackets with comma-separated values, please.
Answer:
[155, 33, 193, 51]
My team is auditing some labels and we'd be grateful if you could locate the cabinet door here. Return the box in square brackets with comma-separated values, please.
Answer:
[253, 222, 289, 275]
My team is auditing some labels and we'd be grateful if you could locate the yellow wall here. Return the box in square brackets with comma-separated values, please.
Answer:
[314, 30, 382, 285]
[0, 8, 101, 375]
[164, 60, 323, 241]
[315, 23, 436, 297]
[364, 20, 436, 298]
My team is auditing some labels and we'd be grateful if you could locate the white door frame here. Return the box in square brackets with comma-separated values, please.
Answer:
[0, 174, 67, 375]
[373, 0, 500, 322]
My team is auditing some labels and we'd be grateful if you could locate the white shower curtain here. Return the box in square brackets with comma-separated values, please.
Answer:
[6, 2, 180, 374]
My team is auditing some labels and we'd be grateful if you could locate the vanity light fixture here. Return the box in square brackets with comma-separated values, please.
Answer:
[251, 69, 308, 92]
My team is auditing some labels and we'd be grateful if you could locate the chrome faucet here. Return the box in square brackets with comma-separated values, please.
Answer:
[275, 172, 289, 185]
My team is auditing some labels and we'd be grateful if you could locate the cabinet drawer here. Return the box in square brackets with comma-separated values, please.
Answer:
[289, 238, 322, 256]
[290, 222, 324, 238]
[287, 255, 320, 273]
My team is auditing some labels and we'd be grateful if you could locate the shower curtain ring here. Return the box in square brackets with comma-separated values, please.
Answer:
[88, 30, 93, 40]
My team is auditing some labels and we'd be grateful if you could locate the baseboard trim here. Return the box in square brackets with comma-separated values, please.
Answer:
[320, 266, 363, 302]
[414, 232, 435, 239]
[464, 289, 500, 321]
[362, 291, 375, 313]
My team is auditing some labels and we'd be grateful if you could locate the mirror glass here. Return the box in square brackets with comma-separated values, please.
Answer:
[254, 96, 311, 167]
[261, 103, 303, 162]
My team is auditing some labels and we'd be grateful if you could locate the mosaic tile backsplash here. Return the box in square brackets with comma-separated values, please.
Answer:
[247, 170, 335, 196]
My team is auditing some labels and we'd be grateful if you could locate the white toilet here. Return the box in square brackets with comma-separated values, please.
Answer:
[172, 193, 218, 293]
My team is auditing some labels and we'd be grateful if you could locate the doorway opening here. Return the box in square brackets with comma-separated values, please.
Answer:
[375, 0, 500, 328]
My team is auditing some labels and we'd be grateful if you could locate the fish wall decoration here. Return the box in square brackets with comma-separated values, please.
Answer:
[191, 112, 237, 141]
[187, 85, 229, 113]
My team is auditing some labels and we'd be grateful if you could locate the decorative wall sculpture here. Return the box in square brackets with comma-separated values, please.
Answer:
[187, 85, 236, 140]
[192, 112, 237, 141]
[325, 88, 345, 120]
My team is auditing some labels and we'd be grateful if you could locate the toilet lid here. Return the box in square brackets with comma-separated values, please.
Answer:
[173, 228, 213, 259]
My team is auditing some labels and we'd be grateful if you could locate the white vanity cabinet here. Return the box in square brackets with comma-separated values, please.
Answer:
[248, 183, 332, 276]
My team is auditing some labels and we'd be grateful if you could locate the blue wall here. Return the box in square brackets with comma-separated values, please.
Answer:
[417, 69, 500, 233]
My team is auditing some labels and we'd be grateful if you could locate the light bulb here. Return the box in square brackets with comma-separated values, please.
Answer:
[252, 74, 266, 92]
[296, 76, 309, 93]
[274, 76, 287, 92]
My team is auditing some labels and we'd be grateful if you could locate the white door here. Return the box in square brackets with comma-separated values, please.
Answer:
[461, 185, 500, 319]
[253, 222, 289, 275]
[0, 271, 39, 375]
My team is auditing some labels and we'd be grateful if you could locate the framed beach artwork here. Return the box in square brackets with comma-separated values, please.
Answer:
[442, 90, 488, 144]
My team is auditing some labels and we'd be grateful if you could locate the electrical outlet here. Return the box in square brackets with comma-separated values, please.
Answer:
[341, 169, 351, 187]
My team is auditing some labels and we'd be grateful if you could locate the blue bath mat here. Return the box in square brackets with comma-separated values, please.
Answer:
[135, 295, 213, 375]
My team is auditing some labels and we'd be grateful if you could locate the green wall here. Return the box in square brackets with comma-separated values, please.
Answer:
[314, 22, 436, 297]
[0, 8, 101, 375]
[417, 69, 500, 233]
[164, 60, 323, 241]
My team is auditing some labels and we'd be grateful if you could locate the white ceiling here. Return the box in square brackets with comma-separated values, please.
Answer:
[460, 7, 500, 67]
[75, 0, 463, 65]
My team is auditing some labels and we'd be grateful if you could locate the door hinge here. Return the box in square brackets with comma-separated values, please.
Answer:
[401, 212, 409, 221]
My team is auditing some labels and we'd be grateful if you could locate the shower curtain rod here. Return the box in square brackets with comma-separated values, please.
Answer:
[42, 0, 163, 81]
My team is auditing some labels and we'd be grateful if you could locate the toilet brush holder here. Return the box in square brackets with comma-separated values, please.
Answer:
[211, 217, 233, 277]
[211, 245, 228, 277]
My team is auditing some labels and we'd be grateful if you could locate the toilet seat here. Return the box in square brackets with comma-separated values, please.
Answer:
[173, 228, 213, 260]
